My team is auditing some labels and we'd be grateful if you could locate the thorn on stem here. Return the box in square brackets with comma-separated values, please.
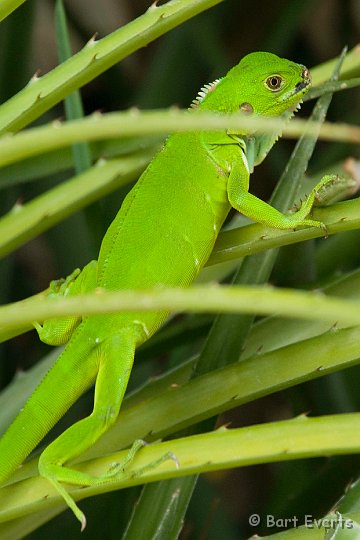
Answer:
[87, 32, 98, 46]
[148, 0, 159, 10]
[29, 69, 41, 84]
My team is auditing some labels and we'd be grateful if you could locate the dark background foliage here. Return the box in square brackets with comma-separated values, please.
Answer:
[0, 1, 359, 538]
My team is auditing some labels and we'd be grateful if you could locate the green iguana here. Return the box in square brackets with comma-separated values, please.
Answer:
[0, 51, 332, 528]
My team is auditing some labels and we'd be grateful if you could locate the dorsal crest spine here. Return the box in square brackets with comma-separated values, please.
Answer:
[190, 78, 222, 109]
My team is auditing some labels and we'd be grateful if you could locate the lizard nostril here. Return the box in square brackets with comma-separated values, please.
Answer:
[302, 67, 311, 81]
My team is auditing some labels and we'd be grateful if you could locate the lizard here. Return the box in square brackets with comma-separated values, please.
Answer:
[0, 51, 333, 528]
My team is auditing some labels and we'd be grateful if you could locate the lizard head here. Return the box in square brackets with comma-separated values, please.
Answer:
[194, 51, 311, 118]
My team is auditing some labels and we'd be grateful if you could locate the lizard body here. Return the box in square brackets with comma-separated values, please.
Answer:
[0, 52, 330, 527]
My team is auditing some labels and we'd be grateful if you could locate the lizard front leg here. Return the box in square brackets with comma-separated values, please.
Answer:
[227, 156, 330, 231]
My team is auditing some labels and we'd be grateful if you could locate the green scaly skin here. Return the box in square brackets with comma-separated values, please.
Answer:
[0, 52, 333, 528]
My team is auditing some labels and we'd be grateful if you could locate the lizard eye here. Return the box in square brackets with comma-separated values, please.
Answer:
[265, 75, 283, 92]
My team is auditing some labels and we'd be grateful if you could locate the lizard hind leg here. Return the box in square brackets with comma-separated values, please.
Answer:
[34, 260, 98, 346]
[38, 330, 137, 530]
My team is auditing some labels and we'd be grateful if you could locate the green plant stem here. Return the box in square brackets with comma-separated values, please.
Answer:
[0, 0, 225, 133]
[55, 0, 92, 175]
[208, 198, 360, 265]
[0, 135, 162, 187]
[3, 268, 360, 437]
[306, 77, 360, 100]
[1, 413, 360, 523]
[55, 0, 103, 249]
[0, 0, 26, 22]
[8, 323, 360, 482]
[2, 284, 360, 330]
[0, 111, 360, 169]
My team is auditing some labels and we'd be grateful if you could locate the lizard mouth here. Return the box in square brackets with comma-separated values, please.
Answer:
[294, 79, 308, 93]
